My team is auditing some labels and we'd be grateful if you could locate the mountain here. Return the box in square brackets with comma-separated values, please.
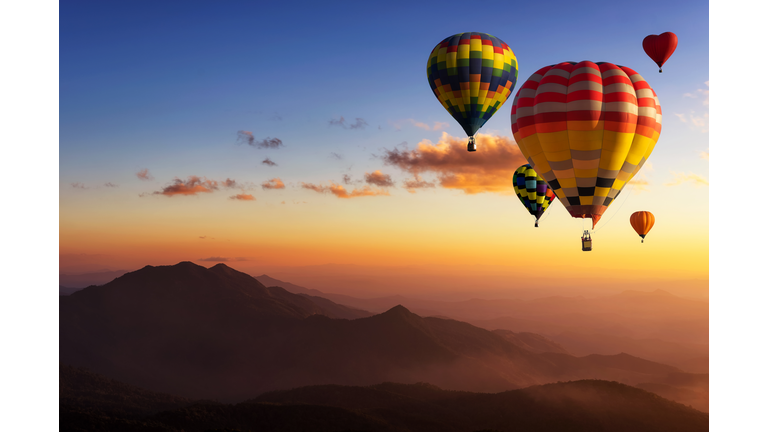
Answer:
[60, 269, 132, 288]
[60, 365, 708, 432]
[60, 285, 82, 296]
[492, 329, 571, 354]
[60, 261, 694, 403]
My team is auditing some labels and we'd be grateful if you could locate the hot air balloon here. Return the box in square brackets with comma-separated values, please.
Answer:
[630, 211, 655, 243]
[427, 32, 518, 152]
[513, 164, 556, 227]
[643, 32, 678, 73]
[510, 61, 662, 248]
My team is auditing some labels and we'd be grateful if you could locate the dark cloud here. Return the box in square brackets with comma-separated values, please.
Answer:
[262, 178, 285, 190]
[237, 131, 284, 149]
[136, 168, 153, 181]
[223, 178, 238, 188]
[330, 152, 344, 160]
[262, 158, 277, 166]
[364, 170, 395, 187]
[381, 132, 526, 195]
[342, 174, 353, 185]
[329, 116, 368, 130]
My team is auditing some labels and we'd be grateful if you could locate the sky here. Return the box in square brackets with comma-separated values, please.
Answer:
[2, 1, 766, 428]
[57, 0, 711, 294]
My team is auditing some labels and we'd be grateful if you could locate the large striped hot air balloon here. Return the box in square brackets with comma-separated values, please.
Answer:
[427, 32, 518, 152]
[630, 211, 655, 243]
[513, 164, 556, 227]
[510, 61, 661, 231]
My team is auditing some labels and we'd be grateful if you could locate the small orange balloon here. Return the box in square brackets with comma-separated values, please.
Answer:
[630, 211, 655, 243]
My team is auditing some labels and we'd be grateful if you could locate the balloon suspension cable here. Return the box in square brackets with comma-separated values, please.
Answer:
[593, 182, 635, 233]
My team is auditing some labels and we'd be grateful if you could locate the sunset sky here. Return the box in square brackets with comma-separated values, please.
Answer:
[4, 1, 766, 428]
[57, 1, 710, 294]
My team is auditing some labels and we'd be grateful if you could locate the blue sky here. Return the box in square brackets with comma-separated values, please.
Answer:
[60, 0, 709, 197]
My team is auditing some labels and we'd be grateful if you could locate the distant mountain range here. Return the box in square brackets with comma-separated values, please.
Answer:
[61, 364, 708, 432]
[61, 262, 699, 406]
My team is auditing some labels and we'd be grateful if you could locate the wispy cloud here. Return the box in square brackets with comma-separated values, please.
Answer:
[391, 119, 450, 131]
[329, 116, 368, 130]
[136, 168, 153, 181]
[223, 178, 239, 188]
[364, 170, 394, 187]
[627, 178, 650, 193]
[153, 176, 219, 196]
[262, 158, 277, 166]
[261, 178, 285, 190]
[683, 81, 709, 106]
[104, 182, 118, 188]
[700, 150, 709, 160]
[198, 256, 249, 262]
[330, 152, 344, 160]
[237, 131, 284, 148]
[301, 181, 389, 199]
[342, 174, 355, 185]
[381, 132, 526, 195]
[403, 175, 436, 193]
[674, 111, 709, 133]
[71, 182, 87, 189]
[665, 172, 709, 187]
[229, 193, 256, 201]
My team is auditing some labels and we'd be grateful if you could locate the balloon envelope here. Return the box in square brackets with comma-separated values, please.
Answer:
[513, 164, 556, 223]
[630, 211, 655, 240]
[427, 32, 518, 138]
[510, 61, 662, 229]
[643, 32, 678, 72]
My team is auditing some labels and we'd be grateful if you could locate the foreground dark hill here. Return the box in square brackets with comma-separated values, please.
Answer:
[60, 262, 690, 402]
[60, 365, 708, 432]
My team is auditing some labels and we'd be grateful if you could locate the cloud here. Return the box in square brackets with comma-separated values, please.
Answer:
[364, 170, 395, 187]
[700, 150, 709, 160]
[237, 131, 284, 148]
[229, 193, 256, 201]
[330, 152, 344, 160]
[301, 181, 389, 198]
[153, 176, 219, 196]
[261, 178, 285, 190]
[627, 178, 650, 194]
[198, 257, 249, 262]
[665, 172, 709, 187]
[329, 116, 368, 130]
[342, 174, 354, 185]
[262, 158, 277, 166]
[403, 175, 436, 193]
[71, 182, 87, 189]
[683, 81, 709, 106]
[104, 182, 118, 188]
[269, 112, 283, 121]
[380, 132, 526, 195]
[674, 111, 708, 133]
[136, 168, 153, 181]
[223, 178, 239, 188]
[392, 119, 451, 131]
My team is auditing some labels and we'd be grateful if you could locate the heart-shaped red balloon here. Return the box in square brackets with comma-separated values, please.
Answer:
[643, 32, 678, 72]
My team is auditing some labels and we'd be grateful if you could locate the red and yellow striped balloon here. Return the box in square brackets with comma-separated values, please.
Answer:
[510, 61, 661, 229]
[630, 211, 655, 243]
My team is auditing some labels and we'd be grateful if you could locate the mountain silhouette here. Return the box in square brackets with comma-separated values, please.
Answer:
[61, 261, 693, 402]
[60, 364, 708, 432]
